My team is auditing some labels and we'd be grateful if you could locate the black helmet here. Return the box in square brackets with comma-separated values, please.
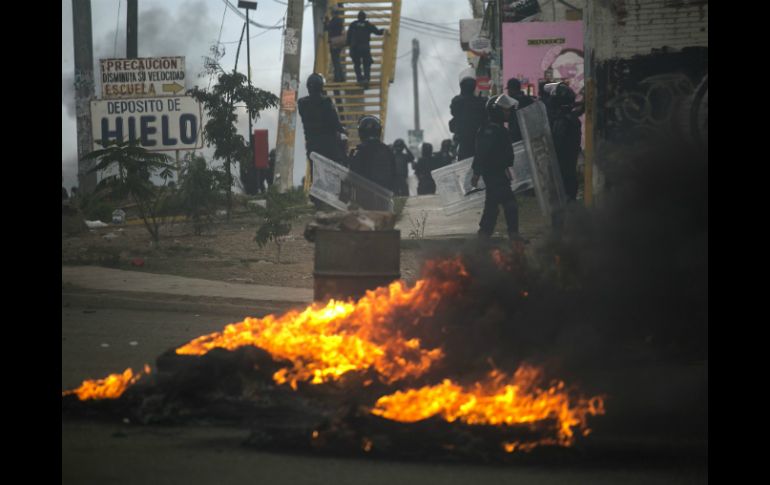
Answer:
[552, 82, 576, 107]
[393, 138, 406, 149]
[506, 77, 522, 93]
[460, 76, 476, 94]
[358, 115, 382, 140]
[358, 10, 366, 21]
[307, 73, 325, 94]
[485, 94, 510, 123]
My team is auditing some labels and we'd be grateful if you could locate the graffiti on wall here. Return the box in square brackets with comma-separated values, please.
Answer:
[597, 47, 708, 147]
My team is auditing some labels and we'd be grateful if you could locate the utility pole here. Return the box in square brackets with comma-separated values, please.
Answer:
[239, 2, 257, 171]
[407, 38, 423, 156]
[127, 0, 137, 58]
[312, 0, 326, 39]
[72, 0, 96, 194]
[411, 38, 420, 133]
[275, 0, 304, 192]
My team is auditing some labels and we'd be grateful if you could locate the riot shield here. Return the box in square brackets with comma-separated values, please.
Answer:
[431, 141, 534, 216]
[516, 101, 568, 219]
[309, 152, 395, 212]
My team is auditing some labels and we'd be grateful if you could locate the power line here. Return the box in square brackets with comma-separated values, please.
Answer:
[216, 0, 228, 45]
[401, 24, 459, 40]
[401, 20, 459, 36]
[404, 17, 459, 26]
[414, 2, 460, 94]
[402, 16, 459, 34]
[221, 0, 284, 29]
[220, 10, 286, 44]
[418, 58, 451, 139]
[209, 2, 230, 90]
[401, 24, 458, 42]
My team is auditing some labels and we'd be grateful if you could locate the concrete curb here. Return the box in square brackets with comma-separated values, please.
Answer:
[62, 288, 306, 318]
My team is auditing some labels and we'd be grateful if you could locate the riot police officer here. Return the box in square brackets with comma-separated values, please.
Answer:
[391, 138, 413, 196]
[347, 11, 385, 87]
[449, 76, 487, 161]
[414, 142, 437, 195]
[471, 94, 521, 241]
[349, 115, 396, 192]
[547, 82, 582, 201]
[297, 73, 348, 165]
[506, 77, 535, 144]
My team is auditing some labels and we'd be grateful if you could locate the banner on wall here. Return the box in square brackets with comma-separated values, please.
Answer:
[501, 21, 583, 99]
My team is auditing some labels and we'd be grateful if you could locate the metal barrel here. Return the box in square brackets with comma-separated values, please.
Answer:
[313, 229, 401, 302]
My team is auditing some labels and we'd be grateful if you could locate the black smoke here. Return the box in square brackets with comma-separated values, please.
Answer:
[401, 138, 707, 441]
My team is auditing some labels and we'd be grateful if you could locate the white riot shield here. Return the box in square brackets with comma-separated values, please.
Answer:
[516, 101, 568, 219]
[309, 152, 395, 212]
[431, 141, 534, 216]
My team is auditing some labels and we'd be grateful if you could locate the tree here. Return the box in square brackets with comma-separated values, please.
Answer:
[177, 154, 226, 235]
[83, 141, 175, 244]
[189, 51, 279, 220]
[254, 186, 311, 263]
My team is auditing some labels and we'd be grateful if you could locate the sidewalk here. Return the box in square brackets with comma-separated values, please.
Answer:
[62, 266, 314, 305]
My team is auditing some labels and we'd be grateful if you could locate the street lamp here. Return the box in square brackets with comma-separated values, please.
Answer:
[239, 1, 258, 188]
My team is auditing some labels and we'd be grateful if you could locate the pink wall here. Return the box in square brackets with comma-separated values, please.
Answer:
[501, 21, 584, 99]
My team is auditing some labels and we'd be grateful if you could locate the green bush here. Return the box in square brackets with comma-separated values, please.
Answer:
[78, 194, 115, 222]
[253, 186, 311, 263]
[178, 154, 226, 235]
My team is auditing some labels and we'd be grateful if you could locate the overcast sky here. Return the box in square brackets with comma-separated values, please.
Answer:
[62, 0, 473, 189]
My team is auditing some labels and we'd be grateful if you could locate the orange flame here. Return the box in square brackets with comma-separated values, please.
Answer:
[62, 364, 151, 401]
[370, 364, 605, 449]
[175, 258, 469, 388]
[62, 254, 608, 452]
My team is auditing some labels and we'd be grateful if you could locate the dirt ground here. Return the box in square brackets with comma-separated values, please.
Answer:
[61, 196, 706, 485]
[62, 195, 548, 288]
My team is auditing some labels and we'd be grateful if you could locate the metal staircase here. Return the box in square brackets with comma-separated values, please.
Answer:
[314, 0, 402, 148]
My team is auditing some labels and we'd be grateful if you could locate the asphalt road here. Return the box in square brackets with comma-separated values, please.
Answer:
[62, 299, 706, 485]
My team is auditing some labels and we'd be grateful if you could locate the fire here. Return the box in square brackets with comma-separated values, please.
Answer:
[62, 253, 609, 453]
[370, 364, 605, 449]
[62, 365, 151, 401]
[175, 258, 469, 388]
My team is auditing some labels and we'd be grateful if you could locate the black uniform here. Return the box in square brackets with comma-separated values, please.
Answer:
[550, 108, 582, 201]
[472, 122, 519, 238]
[350, 139, 397, 193]
[414, 151, 437, 195]
[347, 19, 384, 83]
[507, 92, 535, 143]
[325, 15, 345, 82]
[297, 93, 346, 163]
[450, 93, 487, 160]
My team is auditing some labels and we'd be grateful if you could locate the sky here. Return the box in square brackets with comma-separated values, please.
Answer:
[62, 0, 474, 189]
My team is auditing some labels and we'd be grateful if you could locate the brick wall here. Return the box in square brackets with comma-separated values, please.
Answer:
[591, 0, 708, 60]
[584, 0, 708, 200]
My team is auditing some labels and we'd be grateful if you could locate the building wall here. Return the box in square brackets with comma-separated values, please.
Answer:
[584, 0, 708, 198]
[590, 0, 707, 60]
